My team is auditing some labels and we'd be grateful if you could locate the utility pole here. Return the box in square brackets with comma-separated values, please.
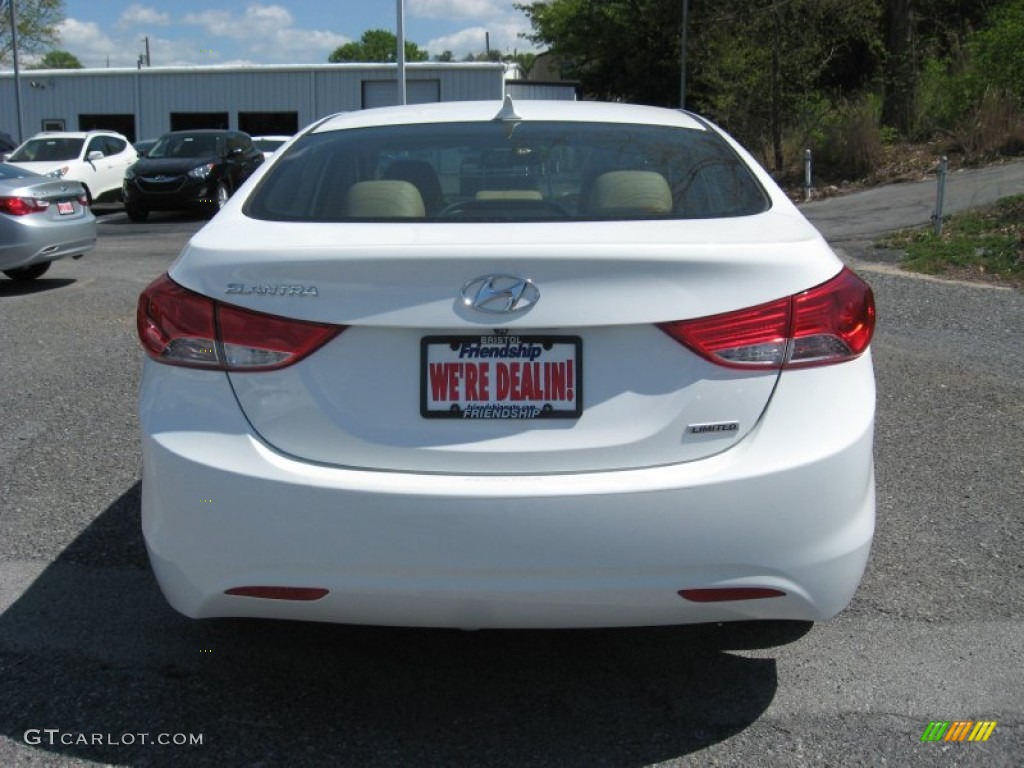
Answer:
[144, 35, 151, 67]
[396, 0, 406, 105]
[9, 0, 24, 142]
[679, 0, 689, 109]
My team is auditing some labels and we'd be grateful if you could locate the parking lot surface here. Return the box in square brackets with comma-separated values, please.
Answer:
[0, 204, 1021, 766]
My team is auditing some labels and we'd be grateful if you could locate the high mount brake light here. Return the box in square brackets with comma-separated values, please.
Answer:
[137, 273, 344, 371]
[659, 268, 875, 370]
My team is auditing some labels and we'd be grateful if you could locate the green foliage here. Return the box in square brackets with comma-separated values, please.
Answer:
[328, 29, 429, 63]
[877, 194, 1024, 284]
[970, 0, 1024, 102]
[28, 49, 82, 69]
[518, 0, 683, 106]
[0, 0, 65, 65]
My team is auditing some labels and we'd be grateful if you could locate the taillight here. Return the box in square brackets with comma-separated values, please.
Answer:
[77, 192, 90, 208]
[0, 196, 50, 215]
[137, 273, 344, 371]
[659, 268, 875, 370]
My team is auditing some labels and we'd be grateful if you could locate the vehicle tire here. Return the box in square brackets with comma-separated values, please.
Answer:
[207, 182, 229, 218]
[3, 262, 51, 281]
[125, 202, 149, 222]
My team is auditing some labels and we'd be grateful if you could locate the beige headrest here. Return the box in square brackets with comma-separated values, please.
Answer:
[344, 180, 425, 218]
[588, 170, 672, 216]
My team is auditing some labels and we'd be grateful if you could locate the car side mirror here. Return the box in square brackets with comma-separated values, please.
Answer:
[87, 150, 104, 161]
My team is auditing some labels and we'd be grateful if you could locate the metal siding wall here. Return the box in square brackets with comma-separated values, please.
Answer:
[0, 66, 508, 142]
[505, 83, 578, 101]
[1, 73, 138, 137]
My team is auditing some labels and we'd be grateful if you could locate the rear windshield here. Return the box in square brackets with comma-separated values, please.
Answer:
[9, 138, 83, 162]
[244, 121, 769, 222]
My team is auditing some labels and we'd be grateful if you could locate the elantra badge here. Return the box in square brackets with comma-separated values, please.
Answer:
[460, 275, 539, 314]
[226, 283, 318, 297]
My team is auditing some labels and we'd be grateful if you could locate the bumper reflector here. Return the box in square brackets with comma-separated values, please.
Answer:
[225, 586, 329, 601]
[679, 587, 786, 602]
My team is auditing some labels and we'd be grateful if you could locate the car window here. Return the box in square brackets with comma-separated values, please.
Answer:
[230, 134, 256, 154]
[148, 134, 221, 159]
[8, 138, 85, 163]
[0, 163, 38, 179]
[244, 121, 769, 223]
[86, 137, 107, 157]
[104, 137, 127, 155]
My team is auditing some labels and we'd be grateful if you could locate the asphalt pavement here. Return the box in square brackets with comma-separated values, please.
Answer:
[801, 156, 1024, 240]
[0, 178, 1022, 767]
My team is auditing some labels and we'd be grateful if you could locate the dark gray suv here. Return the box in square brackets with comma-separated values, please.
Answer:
[123, 130, 263, 221]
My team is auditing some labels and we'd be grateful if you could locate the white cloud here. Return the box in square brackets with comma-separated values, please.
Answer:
[409, 0, 505, 20]
[117, 4, 171, 29]
[57, 18, 126, 67]
[182, 4, 348, 62]
[427, 19, 537, 57]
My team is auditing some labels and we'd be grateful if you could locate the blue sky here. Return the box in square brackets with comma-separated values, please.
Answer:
[57, 1, 540, 68]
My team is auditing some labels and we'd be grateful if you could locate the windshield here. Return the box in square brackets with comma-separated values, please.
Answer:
[245, 121, 769, 223]
[0, 164, 39, 179]
[148, 134, 221, 159]
[9, 138, 84, 163]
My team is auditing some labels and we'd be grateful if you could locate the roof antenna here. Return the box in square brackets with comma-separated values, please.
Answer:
[493, 94, 521, 122]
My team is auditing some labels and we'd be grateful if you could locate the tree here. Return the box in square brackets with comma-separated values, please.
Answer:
[520, 0, 883, 167]
[28, 48, 81, 69]
[0, 0, 65, 65]
[328, 29, 428, 63]
[518, 0, 683, 106]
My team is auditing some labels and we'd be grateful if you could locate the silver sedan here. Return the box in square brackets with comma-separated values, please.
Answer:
[0, 163, 96, 281]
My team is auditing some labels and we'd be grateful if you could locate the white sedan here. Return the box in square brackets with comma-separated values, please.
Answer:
[136, 99, 876, 629]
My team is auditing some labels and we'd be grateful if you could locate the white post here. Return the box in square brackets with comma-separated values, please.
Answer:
[396, 0, 407, 105]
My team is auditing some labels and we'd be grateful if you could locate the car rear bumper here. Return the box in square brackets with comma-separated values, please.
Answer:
[0, 224, 95, 271]
[140, 352, 876, 629]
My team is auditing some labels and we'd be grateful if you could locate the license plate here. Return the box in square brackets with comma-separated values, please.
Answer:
[421, 335, 582, 419]
[56, 201, 74, 215]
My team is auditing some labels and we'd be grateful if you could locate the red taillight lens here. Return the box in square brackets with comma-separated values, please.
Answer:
[659, 268, 875, 370]
[0, 196, 50, 215]
[77, 192, 90, 208]
[137, 273, 344, 371]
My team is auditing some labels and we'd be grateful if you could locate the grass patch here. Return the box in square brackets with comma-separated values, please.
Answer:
[877, 194, 1024, 286]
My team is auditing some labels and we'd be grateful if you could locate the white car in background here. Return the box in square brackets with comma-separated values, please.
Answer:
[137, 99, 877, 630]
[251, 135, 292, 159]
[6, 130, 137, 204]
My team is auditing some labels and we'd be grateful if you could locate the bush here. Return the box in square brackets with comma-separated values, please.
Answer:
[810, 96, 884, 181]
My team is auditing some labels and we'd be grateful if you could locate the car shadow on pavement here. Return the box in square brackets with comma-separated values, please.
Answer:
[1, 482, 812, 767]
[0, 277, 76, 296]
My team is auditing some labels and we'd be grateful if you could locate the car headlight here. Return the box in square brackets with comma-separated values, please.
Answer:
[46, 166, 69, 178]
[188, 163, 215, 179]
[124, 166, 136, 180]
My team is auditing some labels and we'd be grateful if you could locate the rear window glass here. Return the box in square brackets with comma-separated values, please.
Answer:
[244, 121, 769, 222]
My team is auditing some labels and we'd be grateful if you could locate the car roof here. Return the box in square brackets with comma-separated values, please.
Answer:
[26, 130, 125, 139]
[311, 99, 708, 134]
[160, 129, 236, 136]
